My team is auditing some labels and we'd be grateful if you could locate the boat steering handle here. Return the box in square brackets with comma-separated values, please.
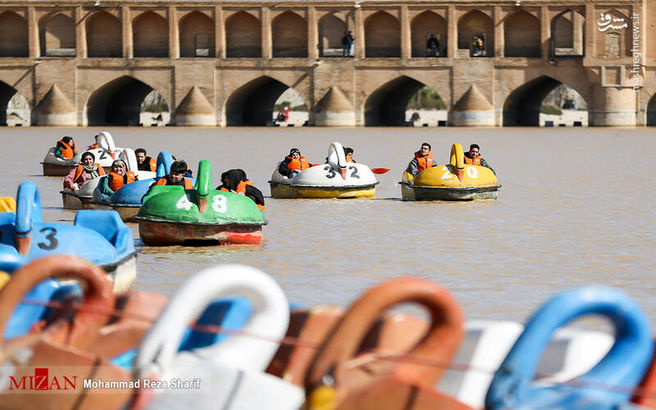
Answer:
[134, 264, 290, 379]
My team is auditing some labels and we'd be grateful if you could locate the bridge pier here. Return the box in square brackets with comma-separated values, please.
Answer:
[589, 86, 637, 127]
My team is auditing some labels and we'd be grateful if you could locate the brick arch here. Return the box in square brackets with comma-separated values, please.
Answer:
[87, 75, 169, 126]
[0, 12, 28, 57]
[0, 81, 31, 126]
[226, 11, 261, 58]
[363, 75, 444, 126]
[502, 75, 590, 126]
[365, 11, 400, 58]
[87, 11, 122, 57]
[458, 10, 494, 57]
[319, 14, 347, 57]
[133, 11, 168, 57]
[504, 11, 541, 57]
[179, 11, 214, 58]
[411, 11, 447, 58]
[272, 11, 308, 58]
[40, 13, 75, 57]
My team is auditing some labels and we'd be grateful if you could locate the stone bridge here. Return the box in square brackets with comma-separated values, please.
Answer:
[0, 0, 654, 127]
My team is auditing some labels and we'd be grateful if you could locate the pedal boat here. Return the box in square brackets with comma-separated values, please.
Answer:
[400, 143, 500, 201]
[134, 160, 266, 246]
[42, 131, 127, 176]
[269, 142, 378, 199]
[1, 182, 137, 293]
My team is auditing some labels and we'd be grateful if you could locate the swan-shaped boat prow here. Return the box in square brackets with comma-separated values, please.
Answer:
[401, 143, 500, 201]
[133, 264, 304, 409]
[42, 131, 128, 176]
[269, 141, 379, 199]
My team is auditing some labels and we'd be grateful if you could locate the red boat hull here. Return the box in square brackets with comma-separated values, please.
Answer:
[138, 220, 263, 246]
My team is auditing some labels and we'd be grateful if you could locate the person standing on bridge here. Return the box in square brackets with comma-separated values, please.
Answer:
[342, 31, 354, 57]
[426, 34, 439, 57]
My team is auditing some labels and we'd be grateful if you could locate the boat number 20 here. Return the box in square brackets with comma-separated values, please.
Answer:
[176, 194, 228, 213]
[441, 166, 477, 179]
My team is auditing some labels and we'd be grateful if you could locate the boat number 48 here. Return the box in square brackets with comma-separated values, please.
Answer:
[176, 194, 228, 213]
[441, 166, 477, 179]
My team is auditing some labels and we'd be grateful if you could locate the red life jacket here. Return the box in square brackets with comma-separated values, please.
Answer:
[57, 139, 76, 159]
[464, 155, 481, 166]
[155, 177, 193, 189]
[287, 156, 310, 172]
[108, 171, 136, 191]
[414, 151, 434, 172]
[73, 164, 105, 184]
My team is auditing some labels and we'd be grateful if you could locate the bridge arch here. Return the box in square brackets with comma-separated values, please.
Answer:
[87, 11, 122, 57]
[411, 11, 446, 58]
[226, 76, 306, 126]
[458, 10, 494, 57]
[0, 11, 28, 57]
[319, 14, 347, 57]
[87, 76, 169, 126]
[133, 11, 168, 57]
[272, 12, 307, 58]
[503, 76, 588, 126]
[179, 11, 214, 58]
[364, 75, 443, 126]
[0, 81, 30, 126]
[504, 11, 540, 57]
[226, 11, 261, 58]
[647, 94, 656, 126]
[365, 11, 401, 57]
[40, 13, 75, 57]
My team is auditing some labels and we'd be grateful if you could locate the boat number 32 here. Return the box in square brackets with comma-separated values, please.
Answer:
[441, 166, 478, 179]
[176, 194, 228, 213]
[324, 165, 359, 179]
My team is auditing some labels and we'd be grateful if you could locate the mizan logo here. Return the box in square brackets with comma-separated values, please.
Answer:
[9, 368, 77, 391]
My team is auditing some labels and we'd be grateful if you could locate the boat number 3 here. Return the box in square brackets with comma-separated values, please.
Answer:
[324, 165, 336, 179]
[212, 195, 228, 213]
[37, 227, 58, 250]
[348, 166, 359, 179]
[176, 194, 194, 211]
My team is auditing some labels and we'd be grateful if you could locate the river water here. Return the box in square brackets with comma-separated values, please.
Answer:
[2, 126, 655, 328]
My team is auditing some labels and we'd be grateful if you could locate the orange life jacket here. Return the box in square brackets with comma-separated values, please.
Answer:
[286, 156, 311, 172]
[108, 171, 136, 192]
[57, 139, 76, 159]
[87, 143, 99, 150]
[73, 164, 105, 184]
[219, 179, 253, 195]
[147, 157, 156, 172]
[464, 155, 481, 166]
[414, 151, 434, 172]
[346, 154, 354, 163]
[155, 177, 194, 189]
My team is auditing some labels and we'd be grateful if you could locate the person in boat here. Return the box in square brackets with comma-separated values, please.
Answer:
[153, 160, 194, 189]
[464, 144, 495, 175]
[344, 147, 356, 163]
[278, 148, 311, 178]
[171, 155, 194, 177]
[99, 159, 137, 197]
[135, 148, 156, 172]
[406, 142, 438, 176]
[54, 136, 76, 160]
[63, 152, 105, 190]
[216, 169, 265, 211]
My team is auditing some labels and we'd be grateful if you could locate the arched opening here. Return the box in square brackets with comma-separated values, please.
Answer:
[41, 13, 75, 57]
[318, 14, 347, 57]
[504, 11, 541, 57]
[226, 12, 261, 58]
[365, 12, 401, 57]
[133, 12, 168, 57]
[87, 11, 122, 57]
[551, 10, 585, 57]
[272, 88, 308, 126]
[365, 76, 444, 126]
[180, 11, 215, 58]
[647, 94, 656, 126]
[87, 76, 170, 126]
[225, 76, 291, 126]
[411, 11, 447, 58]
[458, 11, 494, 57]
[0, 12, 28, 57]
[272, 12, 307, 58]
[504, 76, 588, 126]
[0, 81, 30, 126]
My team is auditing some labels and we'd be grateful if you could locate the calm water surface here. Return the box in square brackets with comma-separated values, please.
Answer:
[2, 127, 655, 327]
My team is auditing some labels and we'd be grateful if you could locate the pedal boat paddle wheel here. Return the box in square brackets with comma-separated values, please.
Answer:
[42, 131, 127, 176]
[134, 160, 266, 246]
[269, 142, 379, 199]
[0, 182, 137, 293]
[400, 143, 501, 201]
